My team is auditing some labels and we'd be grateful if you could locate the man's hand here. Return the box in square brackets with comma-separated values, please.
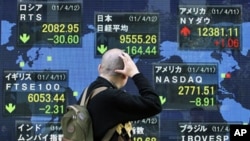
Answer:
[115, 52, 139, 78]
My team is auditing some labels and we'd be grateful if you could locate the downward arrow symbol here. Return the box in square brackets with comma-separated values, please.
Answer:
[20, 33, 30, 43]
[5, 103, 16, 113]
[97, 44, 108, 54]
[159, 96, 166, 105]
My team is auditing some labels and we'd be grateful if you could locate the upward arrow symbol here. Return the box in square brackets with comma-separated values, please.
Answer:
[180, 26, 191, 37]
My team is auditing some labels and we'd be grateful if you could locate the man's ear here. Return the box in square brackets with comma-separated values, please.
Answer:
[121, 74, 127, 79]
[98, 64, 102, 73]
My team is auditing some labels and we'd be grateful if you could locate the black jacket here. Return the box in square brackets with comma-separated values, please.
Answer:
[78, 73, 162, 141]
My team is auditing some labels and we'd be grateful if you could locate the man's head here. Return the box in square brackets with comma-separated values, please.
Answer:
[98, 48, 128, 88]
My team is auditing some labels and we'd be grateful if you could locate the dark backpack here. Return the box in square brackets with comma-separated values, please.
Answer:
[61, 87, 108, 141]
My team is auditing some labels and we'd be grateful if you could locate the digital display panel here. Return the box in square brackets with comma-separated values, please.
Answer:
[18, 1, 82, 46]
[178, 5, 242, 50]
[153, 63, 218, 110]
[95, 12, 159, 58]
[16, 121, 62, 141]
[131, 116, 159, 141]
[1, 0, 250, 141]
[3, 70, 68, 116]
[178, 122, 231, 141]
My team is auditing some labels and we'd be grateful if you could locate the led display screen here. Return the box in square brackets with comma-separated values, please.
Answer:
[1, 0, 250, 140]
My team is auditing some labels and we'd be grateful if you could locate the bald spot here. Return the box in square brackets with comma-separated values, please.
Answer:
[100, 48, 124, 76]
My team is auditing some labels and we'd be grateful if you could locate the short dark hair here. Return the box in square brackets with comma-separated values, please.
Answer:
[101, 48, 124, 76]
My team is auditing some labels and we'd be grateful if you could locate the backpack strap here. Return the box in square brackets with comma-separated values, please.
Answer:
[80, 86, 108, 106]
[102, 126, 117, 141]
[80, 86, 116, 141]
[80, 87, 89, 106]
[102, 121, 133, 141]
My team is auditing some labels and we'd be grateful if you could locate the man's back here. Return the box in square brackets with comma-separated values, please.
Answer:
[86, 74, 162, 140]
[79, 48, 162, 140]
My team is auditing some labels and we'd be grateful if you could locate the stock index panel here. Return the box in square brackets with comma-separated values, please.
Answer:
[178, 5, 242, 50]
[1, 0, 250, 141]
[3, 70, 68, 116]
[18, 1, 82, 46]
[153, 63, 218, 110]
[95, 12, 160, 58]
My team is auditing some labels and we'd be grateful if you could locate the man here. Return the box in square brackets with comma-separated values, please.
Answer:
[79, 48, 162, 140]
